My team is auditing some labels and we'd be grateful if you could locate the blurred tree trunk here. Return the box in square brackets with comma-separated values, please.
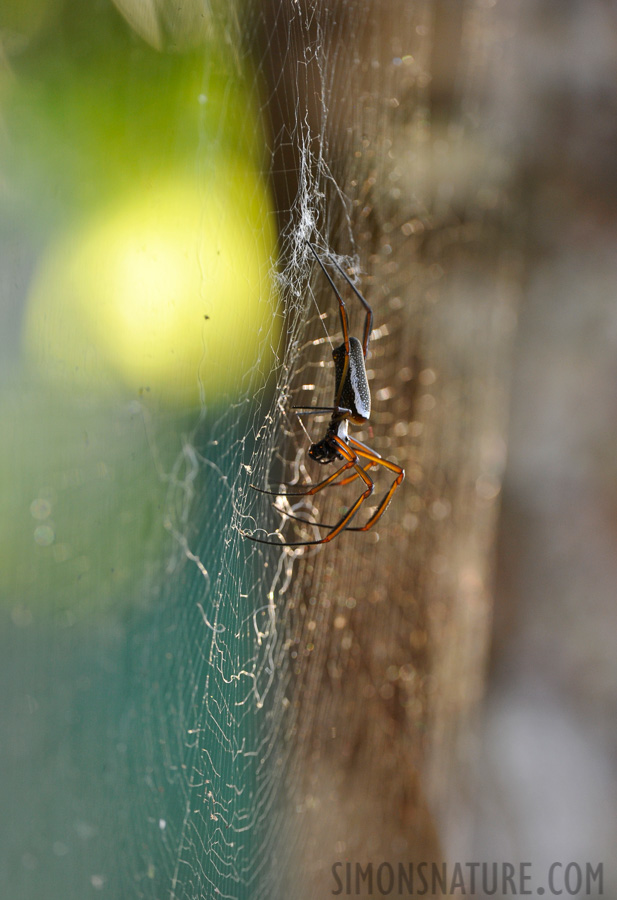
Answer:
[259, 0, 521, 888]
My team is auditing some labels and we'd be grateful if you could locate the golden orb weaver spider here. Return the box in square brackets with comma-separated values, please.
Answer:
[244, 239, 405, 547]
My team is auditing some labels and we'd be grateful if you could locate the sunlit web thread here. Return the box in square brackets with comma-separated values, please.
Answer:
[125, 0, 392, 895]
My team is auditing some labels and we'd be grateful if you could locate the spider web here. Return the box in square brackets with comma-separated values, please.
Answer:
[114, 5, 430, 896]
[1, 1, 513, 898]
[120, 15, 379, 900]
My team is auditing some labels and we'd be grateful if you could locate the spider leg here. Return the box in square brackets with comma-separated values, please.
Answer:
[258, 461, 376, 541]
[325, 437, 382, 488]
[269, 459, 376, 527]
[348, 436, 381, 455]
[329, 253, 373, 357]
[273, 507, 337, 528]
[249, 456, 356, 497]
[273, 440, 404, 533]
[306, 240, 350, 355]
[323, 458, 375, 488]
[344, 439, 405, 532]
[244, 437, 374, 546]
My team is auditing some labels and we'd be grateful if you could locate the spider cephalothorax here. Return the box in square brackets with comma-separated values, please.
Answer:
[308, 436, 340, 465]
[245, 240, 404, 547]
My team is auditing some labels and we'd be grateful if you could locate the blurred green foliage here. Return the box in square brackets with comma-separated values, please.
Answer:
[1, 0, 265, 233]
[0, 0, 275, 608]
[0, 389, 177, 615]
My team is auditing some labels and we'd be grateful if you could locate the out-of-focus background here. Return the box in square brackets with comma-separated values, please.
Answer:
[474, 0, 617, 876]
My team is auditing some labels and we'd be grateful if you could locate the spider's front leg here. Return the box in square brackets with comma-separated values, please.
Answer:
[310, 437, 374, 543]
[344, 439, 405, 533]
[275, 437, 404, 534]
[244, 439, 374, 547]
[249, 457, 355, 498]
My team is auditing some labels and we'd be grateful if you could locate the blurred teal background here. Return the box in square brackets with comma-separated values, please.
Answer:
[1, 0, 281, 895]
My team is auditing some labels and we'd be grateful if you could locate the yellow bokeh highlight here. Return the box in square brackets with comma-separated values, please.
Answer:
[23, 164, 280, 407]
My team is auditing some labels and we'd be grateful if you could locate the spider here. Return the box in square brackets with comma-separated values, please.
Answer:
[244, 239, 404, 547]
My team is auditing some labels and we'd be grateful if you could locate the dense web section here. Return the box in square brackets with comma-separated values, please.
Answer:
[120, 2, 440, 897]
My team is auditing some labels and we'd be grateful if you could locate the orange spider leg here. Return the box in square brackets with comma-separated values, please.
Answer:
[346, 438, 405, 531]
[277, 438, 403, 534]
[250, 456, 356, 497]
[245, 436, 374, 546]
[324, 458, 375, 488]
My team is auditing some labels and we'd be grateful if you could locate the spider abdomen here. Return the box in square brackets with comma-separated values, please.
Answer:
[333, 336, 371, 424]
[245, 241, 404, 547]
